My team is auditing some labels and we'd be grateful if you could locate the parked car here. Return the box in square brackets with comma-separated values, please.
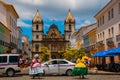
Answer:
[41, 59, 75, 76]
[0, 54, 21, 77]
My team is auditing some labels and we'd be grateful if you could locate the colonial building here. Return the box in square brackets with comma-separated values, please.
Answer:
[74, 27, 87, 49]
[0, 1, 19, 53]
[95, 0, 120, 64]
[22, 35, 31, 59]
[82, 23, 97, 55]
[32, 10, 75, 59]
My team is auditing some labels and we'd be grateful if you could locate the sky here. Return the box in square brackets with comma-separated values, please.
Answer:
[4, 0, 110, 41]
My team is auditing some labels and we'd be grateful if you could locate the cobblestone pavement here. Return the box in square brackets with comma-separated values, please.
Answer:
[0, 74, 120, 80]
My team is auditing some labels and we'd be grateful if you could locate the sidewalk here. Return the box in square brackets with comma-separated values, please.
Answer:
[88, 68, 120, 75]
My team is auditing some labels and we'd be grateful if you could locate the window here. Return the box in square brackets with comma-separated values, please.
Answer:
[102, 16, 104, 24]
[0, 56, 7, 63]
[108, 29, 111, 37]
[36, 35, 39, 39]
[35, 44, 39, 51]
[9, 56, 18, 63]
[51, 60, 57, 64]
[36, 24, 39, 30]
[119, 3, 120, 14]
[103, 32, 104, 38]
[98, 19, 99, 27]
[69, 24, 71, 30]
[111, 27, 114, 37]
[111, 8, 114, 18]
[108, 11, 110, 20]
[58, 60, 68, 64]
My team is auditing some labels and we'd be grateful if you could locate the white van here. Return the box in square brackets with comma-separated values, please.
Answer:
[0, 54, 21, 77]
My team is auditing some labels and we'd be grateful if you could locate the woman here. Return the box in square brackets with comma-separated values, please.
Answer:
[72, 57, 88, 79]
[30, 54, 42, 79]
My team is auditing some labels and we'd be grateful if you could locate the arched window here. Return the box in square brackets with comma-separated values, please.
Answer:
[36, 35, 39, 39]
[35, 44, 39, 51]
[36, 24, 39, 30]
[69, 24, 71, 30]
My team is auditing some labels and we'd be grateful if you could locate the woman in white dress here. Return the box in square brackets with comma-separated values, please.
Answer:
[30, 54, 42, 79]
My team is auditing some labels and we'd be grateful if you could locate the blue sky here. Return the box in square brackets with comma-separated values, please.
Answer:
[4, 0, 110, 41]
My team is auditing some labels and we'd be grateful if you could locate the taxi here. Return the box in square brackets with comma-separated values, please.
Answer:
[41, 59, 75, 76]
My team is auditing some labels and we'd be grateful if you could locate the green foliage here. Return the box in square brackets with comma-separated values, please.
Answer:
[40, 46, 50, 62]
[63, 46, 85, 61]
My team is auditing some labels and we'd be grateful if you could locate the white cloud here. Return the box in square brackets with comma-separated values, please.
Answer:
[17, 0, 45, 6]
[76, 20, 92, 29]
[4, 0, 110, 29]
[17, 19, 31, 28]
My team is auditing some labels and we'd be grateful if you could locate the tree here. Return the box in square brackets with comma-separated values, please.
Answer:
[76, 49, 85, 58]
[63, 46, 85, 61]
[40, 46, 50, 62]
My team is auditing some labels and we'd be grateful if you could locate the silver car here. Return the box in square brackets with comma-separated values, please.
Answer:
[41, 59, 75, 76]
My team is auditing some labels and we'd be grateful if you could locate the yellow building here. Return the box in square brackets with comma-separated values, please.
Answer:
[82, 23, 97, 66]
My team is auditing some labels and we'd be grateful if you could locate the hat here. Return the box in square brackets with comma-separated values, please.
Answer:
[34, 54, 39, 58]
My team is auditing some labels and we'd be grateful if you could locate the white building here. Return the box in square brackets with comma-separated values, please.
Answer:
[95, 0, 120, 64]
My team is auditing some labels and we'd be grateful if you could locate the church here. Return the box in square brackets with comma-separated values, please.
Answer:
[32, 10, 75, 59]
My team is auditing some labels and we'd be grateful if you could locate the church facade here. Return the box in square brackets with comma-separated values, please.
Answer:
[32, 10, 75, 59]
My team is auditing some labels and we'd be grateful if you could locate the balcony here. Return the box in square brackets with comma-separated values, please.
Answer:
[106, 37, 114, 46]
[89, 44, 96, 50]
[0, 40, 10, 47]
[96, 40, 105, 47]
[116, 34, 120, 42]
[9, 42, 17, 48]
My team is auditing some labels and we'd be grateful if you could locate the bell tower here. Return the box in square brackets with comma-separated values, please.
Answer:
[32, 10, 44, 55]
[64, 9, 75, 41]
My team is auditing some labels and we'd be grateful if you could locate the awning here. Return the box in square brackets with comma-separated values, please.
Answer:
[106, 46, 120, 56]
[93, 46, 120, 57]
[93, 50, 108, 57]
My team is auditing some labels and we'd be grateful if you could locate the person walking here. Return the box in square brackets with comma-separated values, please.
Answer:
[72, 57, 88, 79]
[29, 54, 43, 79]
